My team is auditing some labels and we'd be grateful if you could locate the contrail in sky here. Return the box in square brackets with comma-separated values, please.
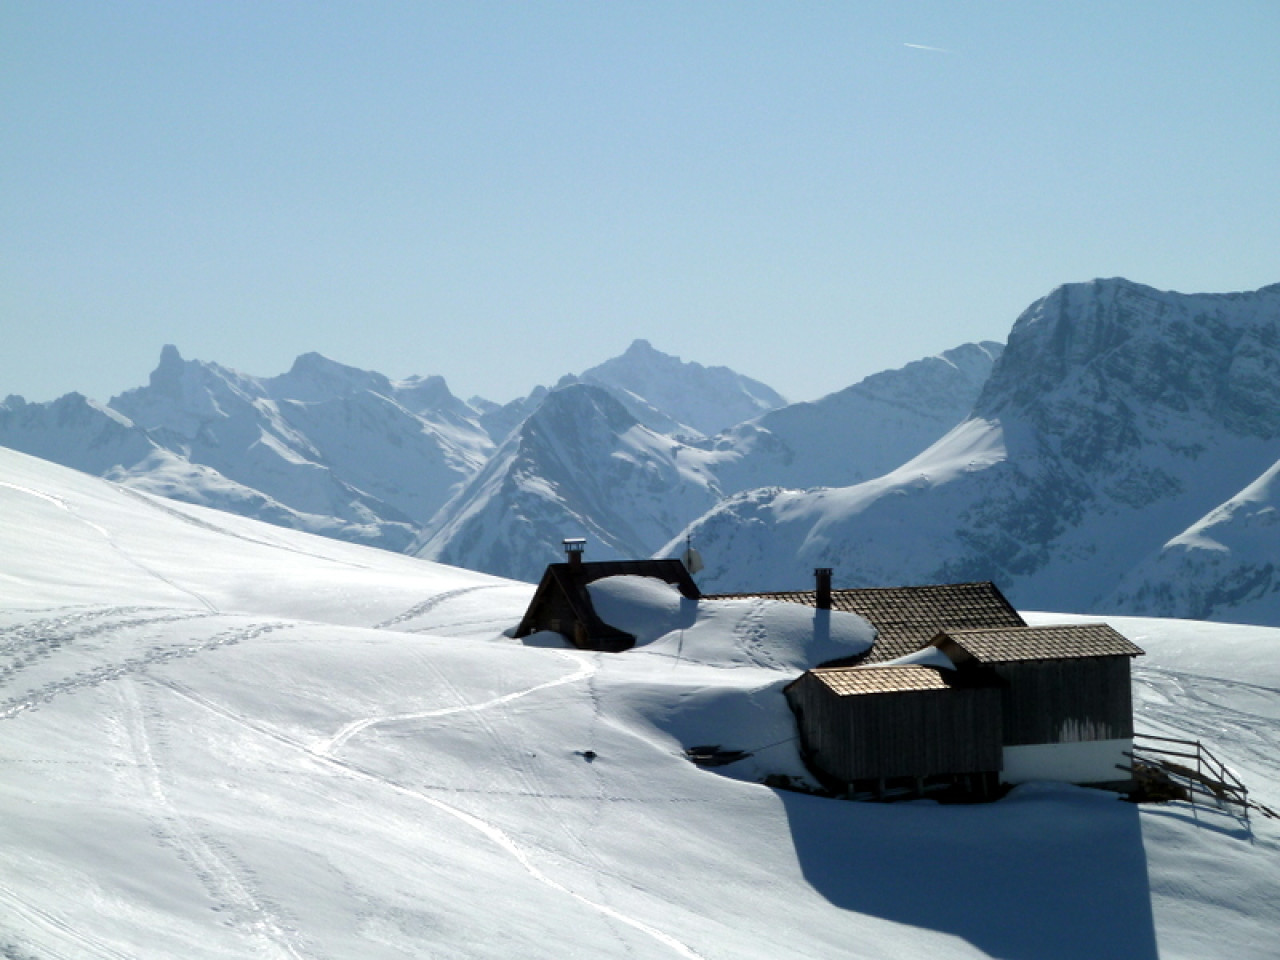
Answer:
[903, 42, 948, 53]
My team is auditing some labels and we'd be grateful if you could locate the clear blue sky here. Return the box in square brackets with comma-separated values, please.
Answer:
[3, 2, 1277, 406]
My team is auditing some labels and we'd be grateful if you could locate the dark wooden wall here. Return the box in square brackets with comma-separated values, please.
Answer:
[994, 657, 1134, 746]
[786, 679, 1002, 782]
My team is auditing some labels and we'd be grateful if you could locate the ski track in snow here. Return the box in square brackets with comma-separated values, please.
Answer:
[154, 655, 707, 960]
[0, 884, 137, 960]
[1135, 665, 1280, 793]
[119, 679, 308, 960]
[0, 617, 290, 721]
[732, 600, 783, 671]
[0, 607, 213, 687]
[371, 584, 504, 631]
[319, 647, 594, 755]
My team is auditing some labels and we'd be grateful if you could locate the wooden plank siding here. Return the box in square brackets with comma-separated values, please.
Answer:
[994, 657, 1135, 746]
[785, 675, 1003, 782]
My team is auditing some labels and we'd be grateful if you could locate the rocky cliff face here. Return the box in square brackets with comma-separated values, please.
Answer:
[672, 280, 1280, 621]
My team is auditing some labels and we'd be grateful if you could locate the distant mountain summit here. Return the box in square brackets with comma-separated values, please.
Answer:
[414, 340, 1002, 582]
[413, 382, 721, 581]
[672, 279, 1280, 620]
[580, 339, 786, 436]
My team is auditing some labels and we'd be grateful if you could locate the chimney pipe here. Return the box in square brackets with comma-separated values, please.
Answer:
[563, 538, 586, 569]
[815, 568, 832, 610]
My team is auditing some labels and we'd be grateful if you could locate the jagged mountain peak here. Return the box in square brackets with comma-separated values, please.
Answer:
[394, 373, 468, 416]
[146, 343, 195, 398]
[415, 380, 721, 581]
[269, 352, 395, 404]
[581, 339, 786, 436]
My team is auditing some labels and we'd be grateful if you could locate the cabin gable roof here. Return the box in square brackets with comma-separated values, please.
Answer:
[514, 558, 700, 648]
[934, 624, 1145, 665]
[807, 664, 954, 696]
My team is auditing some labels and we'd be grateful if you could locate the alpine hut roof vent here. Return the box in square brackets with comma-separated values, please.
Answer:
[563, 538, 587, 568]
[815, 568, 833, 610]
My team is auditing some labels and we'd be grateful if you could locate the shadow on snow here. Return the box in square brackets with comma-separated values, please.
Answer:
[779, 783, 1158, 960]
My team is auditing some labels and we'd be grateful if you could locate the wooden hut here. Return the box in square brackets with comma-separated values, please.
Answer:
[514, 540, 701, 652]
[784, 663, 1004, 798]
[785, 620, 1144, 797]
[931, 623, 1144, 786]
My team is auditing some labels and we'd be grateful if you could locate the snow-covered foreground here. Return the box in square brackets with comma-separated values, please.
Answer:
[1, 446, 1278, 959]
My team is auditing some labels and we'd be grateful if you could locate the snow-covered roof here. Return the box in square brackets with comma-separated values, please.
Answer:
[712, 581, 1025, 662]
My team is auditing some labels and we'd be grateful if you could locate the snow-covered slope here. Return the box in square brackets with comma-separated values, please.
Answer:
[580, 338, 786, 437]
[707, 341, 1002, 494]
[2, 443, 1279, 960]
[414, 383, 722, 581]
[1110, 457, 1280, 623]
[671, 280, 1280, 623]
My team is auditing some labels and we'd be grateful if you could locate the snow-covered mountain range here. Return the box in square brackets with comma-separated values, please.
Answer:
[1, 334, 996, 580]
[3, 277, 1278, 627]
[672, 279, 1280, 623]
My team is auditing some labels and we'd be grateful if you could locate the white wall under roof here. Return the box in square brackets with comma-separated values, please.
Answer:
[1003, 738, 1132, 785]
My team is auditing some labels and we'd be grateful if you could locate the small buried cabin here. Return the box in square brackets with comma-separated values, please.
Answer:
[932, 624, 1144, 786]
[514, 540, 701, 652]
[785, 619, 1144, 797]
[785, 662, 1004, 798]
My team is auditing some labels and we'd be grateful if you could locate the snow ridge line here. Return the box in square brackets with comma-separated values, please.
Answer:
[115, 486, 382, 572]
[0, 479, 220, 613]
[319, 649, 594, 755]
[156, 664, 708, 960]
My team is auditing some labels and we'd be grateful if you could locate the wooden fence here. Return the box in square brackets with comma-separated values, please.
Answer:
[1125, 732, 1253, 814]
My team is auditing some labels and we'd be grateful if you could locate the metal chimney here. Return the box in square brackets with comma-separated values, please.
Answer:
[563, 538, 586, 568]
[815, 568, 833, 610]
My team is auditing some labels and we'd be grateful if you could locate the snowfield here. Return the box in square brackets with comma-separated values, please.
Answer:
[1, 445, 1278, 959]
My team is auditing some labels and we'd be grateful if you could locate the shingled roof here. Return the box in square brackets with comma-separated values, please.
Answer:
[807, 664, 953, 696]
[711, 581, 1026, 662]
[934, 624, 1145, 664]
